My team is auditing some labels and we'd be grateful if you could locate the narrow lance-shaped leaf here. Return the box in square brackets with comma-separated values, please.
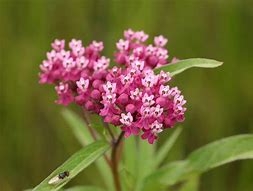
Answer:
[120, 136, 138, 191]
[154, 58, 223, 76]
[141, 134, 253, 191]
[123, 136, 138, 181]
[154, 127, 182, 168]
[61, 109, 114, 191]
[135, 140, 155, 191]
[120, 167, 136, 191]
[33, 141, 110, 191]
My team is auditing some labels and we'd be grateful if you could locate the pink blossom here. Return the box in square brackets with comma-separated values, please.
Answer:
[58, 50, 70, 60]
[40, 60, 53, 72]
[130, 88, 142, 100]
[159, 71, 171, 83]
[69, 39, 82, 49]
[124, 29, 135, 40]
[51, 39, 65, 51]
[63, 57, 75, 71]
[156, 48, 169, 60]
[47, 50, 57, 62]
[141, 130, 157, 144]
[116, 39, 129, 51]
[103, 81, 117, 94]
[91, 41, 104, 52]
[145, 45, 156, 55]
[142, 93, 155, 107]
[94, 56, 110, 71]
[120, 74, 133, 85]
[120, 112, 133, 126]
[73, 46, 85, 57]
[102, 93, 117, 105]
[152, 105, 163, 117]
[151, 120, 163, 134]
[133, 47, 144, 57]
[154, 35, 168, 47]
[142, 72, 158, 88]
[55, 83, 73, 106]
[140, 106, 152, 117]
[76, 77, 89, 92]
[131, 60, 144, 71]
[135, 31, 149, 42]
[159, 85, 170, 96]
[76, 56, 89, 69]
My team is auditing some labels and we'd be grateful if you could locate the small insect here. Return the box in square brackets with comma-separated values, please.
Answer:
[48, 171, 70, 185]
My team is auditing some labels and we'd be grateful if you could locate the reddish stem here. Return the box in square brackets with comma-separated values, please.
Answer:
[82, 111, 111, 166]
[111, 132, 124, 191]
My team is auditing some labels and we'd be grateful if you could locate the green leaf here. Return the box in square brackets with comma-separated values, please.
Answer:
[65, 186, 105, 191]
[188, 134, 253, 172]
[95, 157, 114, 191]
[33, 141, 110, 191]
[154, 127, 182, 168]
[141, 134, 253, 191]
[62, 109, 93, 146]
[61, 109, 114, 191]
[120, 168, 136, 191]
[179, 175, 199, 191]
[123, 136, 138, 179]
[121, 136, 138, 191]
[135, 140, 155, 191]
[154, 58, 223, 76]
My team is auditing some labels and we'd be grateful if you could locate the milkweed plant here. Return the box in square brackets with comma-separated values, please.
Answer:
[32, 29, 253, 191]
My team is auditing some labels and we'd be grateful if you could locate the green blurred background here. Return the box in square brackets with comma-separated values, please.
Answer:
[1, 0, 253, 190]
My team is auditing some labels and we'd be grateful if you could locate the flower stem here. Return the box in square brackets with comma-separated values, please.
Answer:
[83, 111, 97, 141]
[83, 110, 111, 166]
[103, 120, 116, 142]
[111, 131, 124, 191]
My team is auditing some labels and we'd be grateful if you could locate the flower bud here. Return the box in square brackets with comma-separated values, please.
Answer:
[126, 104, 136, 113]
[93, 71, 107, 80]
[92, 79, 103, 89]
[80, 70, 89, 79]
[75, 95, 86, 105]
[115, 53, 126, 64]
[104, 116, 112, 123]
[117, 93, 129, 105]
[85, 100, 94, 111]
[111, 115, 121, 126]
[164, 118, 175, 127]
[156, 96, 167, 107]
[147, 55, 158, 67]
[91, 89, 101, 100]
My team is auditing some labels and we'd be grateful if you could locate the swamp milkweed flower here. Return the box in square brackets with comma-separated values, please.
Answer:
[39, 29, 186, 144]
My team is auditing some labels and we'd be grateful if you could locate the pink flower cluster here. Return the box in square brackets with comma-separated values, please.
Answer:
[39, 29, 186, 144]
[101, 67, 186, 143]
[39, 38, 109, 109]
[115, 29, 170, 68]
